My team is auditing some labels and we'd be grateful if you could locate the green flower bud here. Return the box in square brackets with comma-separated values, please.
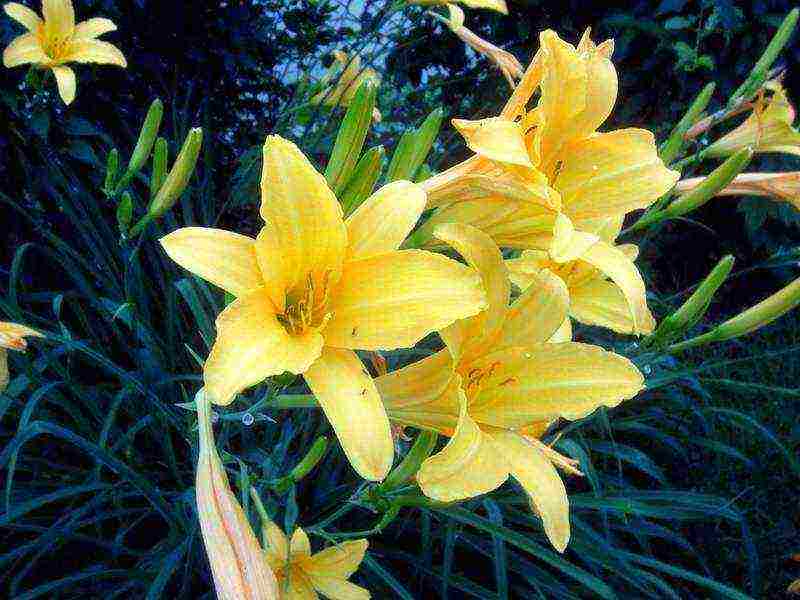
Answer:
[147, 128, 203, 219]
[378, 430, 438, 493]
[273, 436, 329, 494]
[104, 148, 120, 194]
[128, 99, 164, 176]
[150, 137, 168, 199]
[116, 191, 133, 235]
[659, 82, 716, 165]
[340, 145, 385, 215]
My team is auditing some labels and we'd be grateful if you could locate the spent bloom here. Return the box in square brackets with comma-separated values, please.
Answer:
[195, 389, 279, 600]
[416, 29, 678, 250]
[506, 214, 655, 335]
[675, 171, 800, 212]
[2, 0, 126, 104]
[160, 135, 486, 481]
[0, 321, 43, 393]
[264, 521, 369, 599]
[376, 223, 644, 551]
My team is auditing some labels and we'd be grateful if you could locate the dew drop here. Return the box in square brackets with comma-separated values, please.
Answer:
[642, 364, 652, 375]
[524, 352, 532, 359]
[242, 413, 255, 426]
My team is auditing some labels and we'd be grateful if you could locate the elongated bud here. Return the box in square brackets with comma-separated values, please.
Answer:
[147, 128, 203, 218]
[195, 389, 279, 600]
[116, 192, 133, 235]
[150, 137, 169, 199]
[675, 171, 800, 211]
[659, 82, 715, 164]
[273, 436, 329, 494]
[340, 145, 385, 215]
[648, 255, 734, 346]
[104, 148, 120, 194]
[129, 99, 164, 176]
[378, 430, 438, 493]
[385, 107, 445, 183]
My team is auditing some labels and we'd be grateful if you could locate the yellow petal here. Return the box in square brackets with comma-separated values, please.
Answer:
[260, 135, 347, 291]
[282, 569, 319, 600]
[375, 349, 454, 411]
[0, 321, 44, 344]
[159, 227, 263, 297]
[63, 40, 126, 67]
[556, 129, 679, 221]
[498, 267, 569, 348]
[304, 347, 393, 481]
[417, 385, 509, 502]
[2, 32, 47, 67]
[255, 224, 288, 312]
[51, 65, 76, 105]
[345, 181, 427, 261]
[489, 430, 570, 552]
[434, 223, 510, 351]
[452, 117, 533, 167]
[324, 250, 486, 350]
[548, 318, 572, 342]
[580, 240, 655, 335]
[305, 540, 367, 579]
[468, 343, 644, 427]
[500, 49, 543, 120]
[584, 215, 624, 243]
[549, 213, 600, 263]
[570, 277, 649, 334]
[42, 0, 74, 41]
[263, 519, 290, 570]
[4, 3, 42, 31]
[73, 17, 117, 40]
[290, 528, 312, 557]
[305, 576, 369, 600]
[205, 289, 323, 405]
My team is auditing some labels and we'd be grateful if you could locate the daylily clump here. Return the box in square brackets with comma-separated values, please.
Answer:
[160, 135, 487, 482]
[416, 28, 679, 250]
[506, 214, 655, 335]
[0, 321, 43, 393]
[376, 223, 644, 551]
[264, 522, 370, 599]
[2, 0, 126, 104]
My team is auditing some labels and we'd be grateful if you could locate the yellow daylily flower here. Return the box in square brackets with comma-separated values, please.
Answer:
[418, 29, 678, 250]
[706, 84, 800, 158]
[506, 214, 656, 335]
[675, 171, 800, 211]
[440, 4, 522, 88]
[409, 0, 508, 15]
[195, 390, 279, 600]
[311, 50, 382, 122]
[264, 522, 370, 600]
[0, 320, 43, 393]
[2, 0, 126, 105]
[376, 223, 644, 551]
[160, 135, 486, 481]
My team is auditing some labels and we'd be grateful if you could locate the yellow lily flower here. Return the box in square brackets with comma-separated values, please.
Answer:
[2, 0, 126, 105]
[311, 50, 381, 122]
[410, 0, 508, 15]
[706, 84, 800, 158]
[506, 214, 656, 335]
[440, 5, 522, 88]
[195, 390, 279, 600]
[160, 135, 487, 481]
[0, 320, 43, 393]
[376, 223, 644, 551]
[675, 171, 800, 211]
[264, 522, 369, 600]
[418, 29, 678, 250]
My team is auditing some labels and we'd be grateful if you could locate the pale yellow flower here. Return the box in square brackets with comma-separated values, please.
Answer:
[195, 390, 279, 600]
[160, 135, 486, 481]
[506, 214, 656, 335]
[410, 0, 508, 15]
[376, 223, 644, 552]
[675, 171, 800, 211]
[264, 522, 369, 600]
[417, 29, 678, 250]
[441, 4, 522, 88]
[2, 0, 126, 104]
[311, 50, 381, 122]
[706, 84, 800, 158]
[0, 321, 43, 393]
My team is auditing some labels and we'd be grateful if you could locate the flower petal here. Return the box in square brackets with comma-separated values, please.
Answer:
[304, 540, 367, 579]
[468, 343, 644, 427]
[498, 267, 569, 348]
[345, 181, 427, 260]
[570, 277, 646, 334]
[556, 129, 679, 222]
[254, 224, 289, 312]
[260, 135, 347, 291]
[325, 250, 486, 350]
[4, 3, 42, 31]
[548, 318, 572, 342]
[64, 40, 126, 67]
[306, 576, 369, 600]
[2, 32, 47, 67]
[205, 289, 323, 405]
[489, 430, 570, 552]
[452, 117, 532, 167]
[51, 65, 76, 105]
[580, 240, 655, 334]
[263, 520, 290, 570]
[549, 213, 600, 263]
[73, 17, 117, 40]
[42, 0, 74, 40]
[304, 348, 393, 481]
[160, 227, 263, 297]
[500, 49, 543, 120]
[281, 569, 319, 600]
[417, 385, 509, 502]
[290, 528, 312, 557]
[376, 349, 454, 411]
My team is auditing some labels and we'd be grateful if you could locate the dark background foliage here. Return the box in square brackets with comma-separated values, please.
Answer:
[2, 0, 799, 598]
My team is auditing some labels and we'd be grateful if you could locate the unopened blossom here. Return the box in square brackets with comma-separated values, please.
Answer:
[0, 321, 43, 393]
[675, 171, 800, 211]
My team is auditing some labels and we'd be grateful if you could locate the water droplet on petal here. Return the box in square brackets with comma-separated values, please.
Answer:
[524, 352, 532, 359]
[242, 413, 255, 426]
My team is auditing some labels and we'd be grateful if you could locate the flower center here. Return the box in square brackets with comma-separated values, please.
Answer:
[39, 26, 71, 62]
[276, 272, 333, 335]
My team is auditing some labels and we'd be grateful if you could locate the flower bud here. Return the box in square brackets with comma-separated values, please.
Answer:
[0, 322, 43, 394]
[150, 137, 169, 199]
[116, 191, 133, 235]
[273, 436, 329, 494]
[147, 128, 203, 219]
[711, 275, 800, 341]
[128, 99, 164, 177]
[104, 148, 120, 194]
[675, 171, 800, 211]
[194, 389, 278, 600]
[378, 430, 438, 493]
